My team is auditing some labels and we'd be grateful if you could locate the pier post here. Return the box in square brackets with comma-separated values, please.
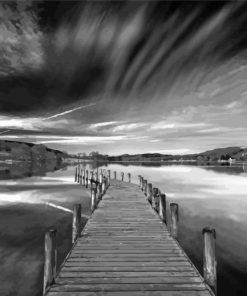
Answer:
[99, 173, 103, 184]
[121, 172, 124, 181]
[102, 179, 106, 195]
[91, 188, 97, 212]
[107, 170, 111, 179]
[143, 180, 147, 196]
[90, 171, 94, 187]
[75, 167, 77, 182]
[153, 187, 159, 211]
[159, 194, 166, 223]
[77, 166, 80, 183]
[147, 183, 153, 204]
[114, 171, 117, 180]
[85, 170, 89, 188]
[43, 229, 57, 295]
[202, 227, 217, 294]
[170, 203, 179, 239]
[82, 169, 85, 186]
[107, 175, 110, 187]
[140, 177, 144, 191]
[72, 204, 81, 243]
[127, 173, 131, 183]
[79, 168, 82, 185]
[97, 183, 102, 201]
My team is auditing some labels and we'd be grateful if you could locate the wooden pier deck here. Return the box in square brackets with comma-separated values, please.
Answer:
[46, 180, 213, 296]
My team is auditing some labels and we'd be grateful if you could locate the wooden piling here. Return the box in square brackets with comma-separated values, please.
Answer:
[159, 193, 166, 223]
[203, 227, 217, 294]
[138, 175, 141, 187]
[102, 179, 106, 195]
[91, 188, 97, 212]
[170, 203, 179, 239]
[127, 173, 131, 183]
[79, 168, 82, 185]
[74, 167, 77, 182]
[72, 204, 81, 243]
[99, 173, 103, 184]
[77, 166, 80, 183]
[114, 171, 117, 180]
[140, 176, 144, 191]
[85, 170, 88, 188]
[107, 175, 110, 187]
[43, 229, 57, 295]
[147, 183, 153, 204]
[97, 183, 102, 201]
[121, 172, 124, 181]
[152, 187, 159, 212]
[143, 179, 147, 196]
[90, 171, 93, 187]
[107, 170, 111, 178]
[82, 169, 85, 186]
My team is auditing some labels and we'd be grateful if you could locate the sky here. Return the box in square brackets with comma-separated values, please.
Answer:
[1, 1, 247, 155]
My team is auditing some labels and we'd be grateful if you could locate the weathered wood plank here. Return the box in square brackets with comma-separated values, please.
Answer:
[47, 292, 212, 296]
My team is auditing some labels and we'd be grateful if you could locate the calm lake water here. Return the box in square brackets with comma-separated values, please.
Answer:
[0, 162, 247, 296]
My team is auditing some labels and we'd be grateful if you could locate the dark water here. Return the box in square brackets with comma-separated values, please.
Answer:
[0, 162, 247, 296]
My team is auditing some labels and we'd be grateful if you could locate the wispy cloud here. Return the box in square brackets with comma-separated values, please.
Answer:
[44, 102, 97, 120]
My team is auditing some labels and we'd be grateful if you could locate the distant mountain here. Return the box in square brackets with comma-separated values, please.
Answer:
[0, 140, 68, 163]
[108, 146, 247, 162]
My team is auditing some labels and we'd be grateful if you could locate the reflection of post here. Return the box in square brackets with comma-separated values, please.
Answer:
[72, 204, 81, 243]
[203, 227, 217, 295]
[43, 229, 57, 295]
[170, 203, 179, 239]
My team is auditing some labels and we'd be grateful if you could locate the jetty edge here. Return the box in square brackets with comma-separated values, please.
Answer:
[43, 167, 216, 296]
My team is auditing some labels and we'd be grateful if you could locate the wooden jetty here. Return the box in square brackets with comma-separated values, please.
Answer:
[44, 169, 216, 296]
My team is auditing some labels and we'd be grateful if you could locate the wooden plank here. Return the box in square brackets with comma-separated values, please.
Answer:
[47, 291, 212, 296]
[60, 266, 194, 272]
[49, 283, 208, 292]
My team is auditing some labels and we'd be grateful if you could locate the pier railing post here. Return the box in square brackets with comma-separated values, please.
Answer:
[77, 166, 80, 184]
[85, 170, 89, 188]
[138, 175, 141, 187]
[140, 177, 144, 191]
[114, 171, 117, 180]
[43, 229, 57, 295]
[99, 173, 103, 184]
[91, 188, 97, 212]
[82, 169, 85, 186]
[143, 179, 147, 196]
[97, 183, 102, 201]
[107, 170, 111, 179]
[90, 171, 94, 188]
[170, 203, 179, 239]
[153, 187, 159, 211]
[202, 227, 217, 295]
[102, 178, 106, 195]
[75, 167, 77, 182]
[121, 172, 124, 181]
[147, 183, 153, 204]
[127, 173, 131, 183]
[72, 204, 81, 243]
[159, 193, 166, 223]
[79, 168, 82, 185]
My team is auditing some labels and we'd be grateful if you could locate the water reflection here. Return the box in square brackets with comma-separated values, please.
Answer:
[0, 162, 247, 296]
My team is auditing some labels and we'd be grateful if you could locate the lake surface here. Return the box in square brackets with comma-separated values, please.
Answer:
[0, 162, 247, 296]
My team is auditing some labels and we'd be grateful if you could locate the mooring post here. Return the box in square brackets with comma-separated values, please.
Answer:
[170, 203, 179, 239]
[82, 169, 85, 186]
[121, 172, 124, 181]
[127, 173, 131, 183]
[147, 183, 153, 204]
[97, 183, 102, 201]
[91, 188, 97, 212]
[140, 176, 144, 191]
[114, 171, 117, 180]
[77, 166, 80, 183]
[72, 204, 81, 243]
[202, 227, 217, 295]
[85, 170, 89, 188]
[143, 179, 147, 196]
[153, 187, 159, 211]
[159, 193, 166, 223]
[99, 173, 103, 184]
[102, 179, 106, 194]
[75, 167, 77, 182]
[43, 229, 57, 295]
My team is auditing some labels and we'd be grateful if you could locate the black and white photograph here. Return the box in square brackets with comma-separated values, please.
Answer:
[0, 1, 247, 295]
